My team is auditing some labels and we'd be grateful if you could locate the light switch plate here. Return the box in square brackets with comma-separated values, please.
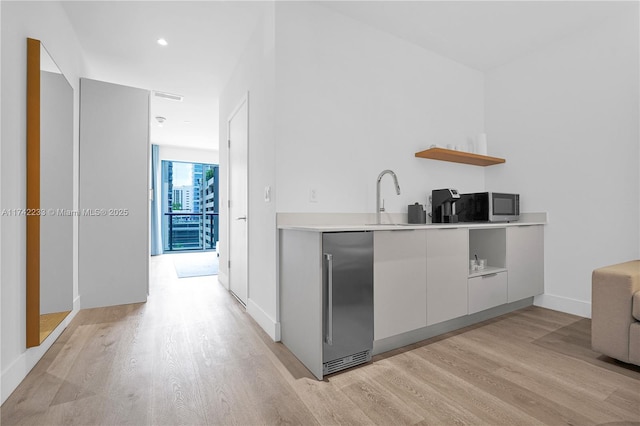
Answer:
[309, 188, 318, 203]
[264, 186, 271, 202]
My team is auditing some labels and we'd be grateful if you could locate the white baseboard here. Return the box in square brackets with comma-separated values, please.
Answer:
[534, 294, 591, 318]
[218, 271, 229, 290]
[1, 300, 80, 404]
[247, 298, 281, 341]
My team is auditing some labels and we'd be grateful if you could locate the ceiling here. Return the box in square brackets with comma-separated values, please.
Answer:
[61, 1, 632, 151]
[62, 1, 269, 151]
[321, 1, 631, 71]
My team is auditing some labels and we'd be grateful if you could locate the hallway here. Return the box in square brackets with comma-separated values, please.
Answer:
[1, 255, 313, 425]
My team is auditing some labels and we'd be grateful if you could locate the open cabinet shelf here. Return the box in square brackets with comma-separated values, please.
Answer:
[415, 147, 505, 166]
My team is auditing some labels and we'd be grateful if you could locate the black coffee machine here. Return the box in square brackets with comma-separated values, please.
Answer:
[432, 188, 460, 223]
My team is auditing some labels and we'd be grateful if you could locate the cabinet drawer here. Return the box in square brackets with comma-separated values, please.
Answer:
[468, 271, 507, 314]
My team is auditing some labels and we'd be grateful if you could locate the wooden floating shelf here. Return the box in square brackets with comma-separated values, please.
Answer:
[415, 147, 506, 167]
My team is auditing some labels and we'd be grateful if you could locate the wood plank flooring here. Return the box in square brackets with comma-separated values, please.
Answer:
[2, 254, 639, 425]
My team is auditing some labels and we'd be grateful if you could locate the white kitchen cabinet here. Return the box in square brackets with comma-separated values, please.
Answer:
[506, 225, 544, 302]
[426, 228, 469, 325]
[468, 271, 508, 314]
[374, 230, 427, 340]
[279, 219, 546, 379]
[279, 230, 323, 379]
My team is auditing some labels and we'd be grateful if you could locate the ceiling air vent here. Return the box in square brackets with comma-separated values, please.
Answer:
[153, 91, 183, 102]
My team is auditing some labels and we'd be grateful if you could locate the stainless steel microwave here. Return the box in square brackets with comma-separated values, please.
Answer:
[457, 192, 520, 222]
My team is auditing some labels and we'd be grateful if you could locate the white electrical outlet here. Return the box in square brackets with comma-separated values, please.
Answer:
[309, 188, 318, 203]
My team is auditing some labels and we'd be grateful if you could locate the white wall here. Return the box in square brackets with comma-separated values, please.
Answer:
[275, 2, 486, 215]
[218, 2, 486, 340]
[1, 0, 3, 398]
[0, 0, 86, 403]
[219, 5, 277, 338]
[158, 144, 219, 165]
[485, 7, 640, 317]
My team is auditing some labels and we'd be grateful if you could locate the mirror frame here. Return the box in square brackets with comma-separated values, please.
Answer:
[26, 37, 41, 348]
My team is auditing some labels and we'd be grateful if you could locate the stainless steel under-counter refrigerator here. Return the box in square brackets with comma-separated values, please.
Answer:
[322, 231, 374, 375]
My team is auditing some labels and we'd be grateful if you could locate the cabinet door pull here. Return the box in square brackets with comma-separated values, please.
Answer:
[324, 253, 333, 346]
[482, 273, 498, 278]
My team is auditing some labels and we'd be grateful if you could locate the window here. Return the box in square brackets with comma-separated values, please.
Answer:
[161, 160, 218, 252]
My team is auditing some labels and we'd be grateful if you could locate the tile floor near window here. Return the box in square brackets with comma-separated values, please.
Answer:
[2, 254, 639, 425]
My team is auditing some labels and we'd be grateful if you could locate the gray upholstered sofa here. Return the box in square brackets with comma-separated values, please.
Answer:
[592, 260, 640, 366]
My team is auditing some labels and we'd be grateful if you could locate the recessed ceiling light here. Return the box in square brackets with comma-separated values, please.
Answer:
[157, 38, 168, 46]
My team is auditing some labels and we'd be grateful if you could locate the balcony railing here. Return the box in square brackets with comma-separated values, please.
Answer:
[164, 212, 219, 252]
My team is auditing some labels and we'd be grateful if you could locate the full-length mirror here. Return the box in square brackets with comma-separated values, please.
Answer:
[26, 38, 74, 347]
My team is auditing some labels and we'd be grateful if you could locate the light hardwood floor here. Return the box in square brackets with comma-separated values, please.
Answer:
[2, 254, 639, 425]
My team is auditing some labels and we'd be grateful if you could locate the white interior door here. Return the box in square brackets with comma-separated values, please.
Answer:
[228, 96, 248, 305]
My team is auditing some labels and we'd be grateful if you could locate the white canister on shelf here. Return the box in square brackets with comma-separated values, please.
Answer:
[476, 133, 487, 155]
[466, 137, 475, 153]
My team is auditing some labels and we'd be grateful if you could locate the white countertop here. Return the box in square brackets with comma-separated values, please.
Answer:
[278, 219, 546, 232]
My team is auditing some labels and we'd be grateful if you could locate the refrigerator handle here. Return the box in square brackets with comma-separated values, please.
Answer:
[324, 253, 333, 346]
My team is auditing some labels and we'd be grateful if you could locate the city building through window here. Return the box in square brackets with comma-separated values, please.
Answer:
[161, 160, 219, 252]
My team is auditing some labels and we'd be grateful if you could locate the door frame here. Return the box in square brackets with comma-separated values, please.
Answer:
[226, 92, 249, 304]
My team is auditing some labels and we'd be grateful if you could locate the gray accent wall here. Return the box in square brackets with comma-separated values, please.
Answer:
[79, 78, 149, 308]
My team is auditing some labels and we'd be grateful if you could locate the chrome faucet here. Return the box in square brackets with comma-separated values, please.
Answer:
[376, 169, 401, 224]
